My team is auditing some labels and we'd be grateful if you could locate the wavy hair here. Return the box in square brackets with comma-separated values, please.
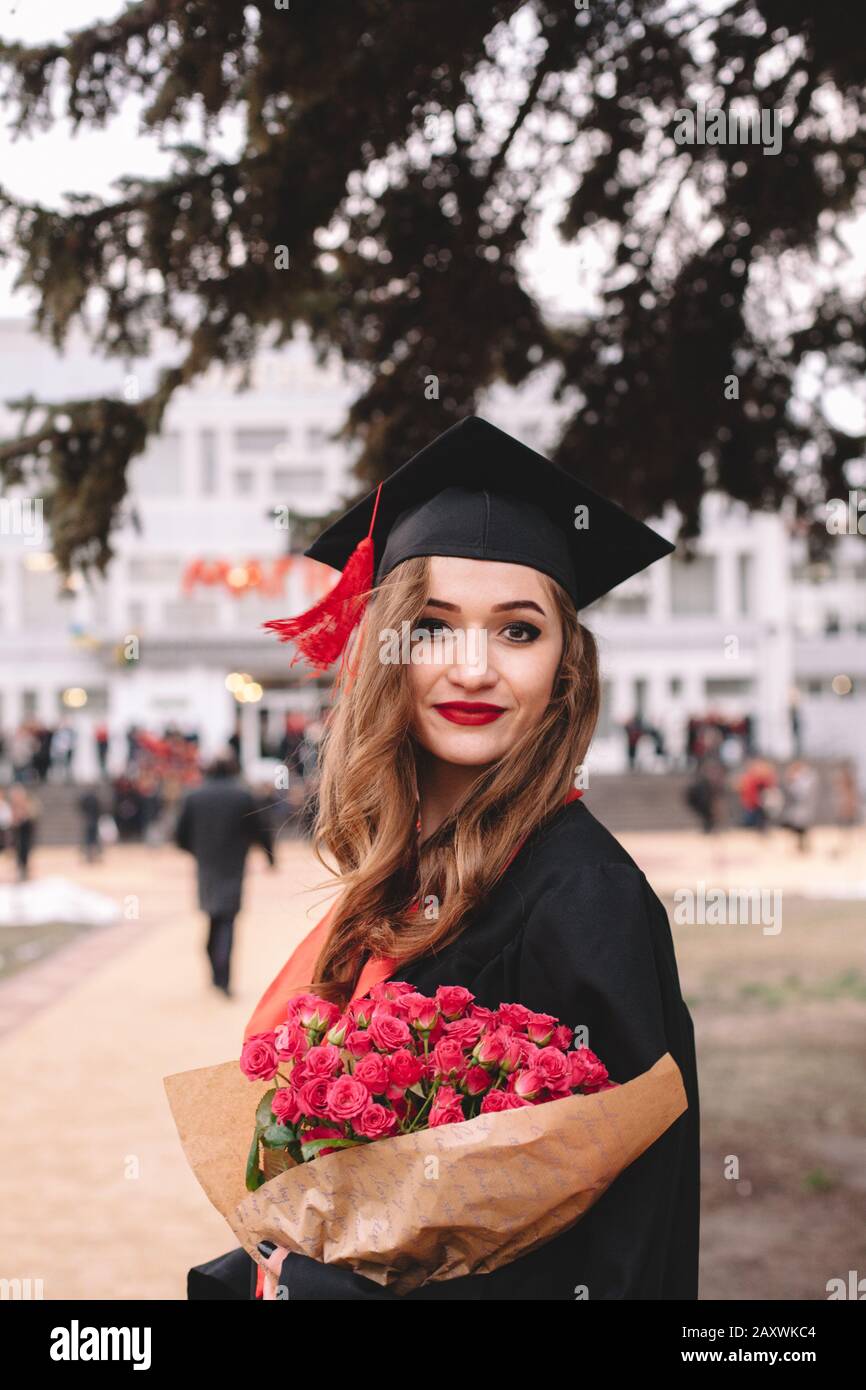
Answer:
[302, 554, 600, 1005]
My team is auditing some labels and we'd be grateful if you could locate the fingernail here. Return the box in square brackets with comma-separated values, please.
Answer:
[257, 1240, 276, 1258]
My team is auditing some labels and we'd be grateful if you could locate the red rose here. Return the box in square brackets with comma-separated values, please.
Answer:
[526, 1011, 558, 1045]
[464, 1065, 493, 1096]
[296, 1076, 332, 1118]
[553, 1024, 574, 1050]
[345, 1028, 373, 1058]
[497, 1001, 532, 1031]
[368, 1009, 411, 1051]
[274, 1022, 308, 1061]
[302, 1043, 343, 1079]
[535, 1045, 569, 1089]
[479, 1087, 511, 1113]
[431, 1036, 467, 1080]
[443, 1016, 484, 1048]
[435, 985, 474, 1018]
[512, 1068, 545, 1100]
[405, 995, 440, 1030]
[353, 1052, 390, 1093]
[239, 1032, 278, 1082]
[289, 993, 341, 1032]
[326, 1074, 370, 1120]
[473, 1028, 507, 1066]
[271, 1087, 300, 1125]
[353, 1101, 398, 1139]
[387, 1048, 424, 1088]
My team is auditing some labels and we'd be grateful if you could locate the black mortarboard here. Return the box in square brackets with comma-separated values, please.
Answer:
[264, 415, 674, 670]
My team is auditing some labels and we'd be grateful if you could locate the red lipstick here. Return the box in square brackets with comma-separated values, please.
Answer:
[433, 701, 506, 725]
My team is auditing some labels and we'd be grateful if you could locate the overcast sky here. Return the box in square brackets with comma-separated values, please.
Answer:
[0, 0, 589, 320]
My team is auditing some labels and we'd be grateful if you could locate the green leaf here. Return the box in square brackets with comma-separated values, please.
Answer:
[300, 1137, 364, 1162]
[262, 1122, 295, 1147]
[256, 1087, 278, 1128]
[244, 1126, 265, 1191]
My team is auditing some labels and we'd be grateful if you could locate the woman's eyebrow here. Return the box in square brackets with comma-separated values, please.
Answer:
[424, 598, 546, 615]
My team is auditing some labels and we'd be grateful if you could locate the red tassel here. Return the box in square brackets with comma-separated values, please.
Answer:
[263, 483, 383, 672]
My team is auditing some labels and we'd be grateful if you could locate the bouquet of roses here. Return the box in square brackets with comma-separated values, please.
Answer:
[240, 981, 617, 1189]
[165, 980, 688, 1294]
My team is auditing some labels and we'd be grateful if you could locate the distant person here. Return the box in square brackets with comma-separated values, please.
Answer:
[779, 760, 818, 853]
[831, 764, 860, 856]
[78, 787, 103, 862]
[8, 784, 40, 881]
[32, 724, 53, 783]
[174, 753, 275, 997]
[51, 720, 77, 782]
[0, 790, 11, 854]
[94, 723, 110, 777]
[738, 758, 777, 832]
[10, 723, 37, 783]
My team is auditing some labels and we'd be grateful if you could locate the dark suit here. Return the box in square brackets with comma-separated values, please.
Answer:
[189, 798, 700, 1299]
[175, 775, 274, 989]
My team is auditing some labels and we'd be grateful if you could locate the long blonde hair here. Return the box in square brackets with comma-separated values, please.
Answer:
[304, 555, 600, 1004]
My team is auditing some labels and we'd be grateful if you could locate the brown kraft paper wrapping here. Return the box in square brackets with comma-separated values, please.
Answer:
[164, 1049, 687, 1296]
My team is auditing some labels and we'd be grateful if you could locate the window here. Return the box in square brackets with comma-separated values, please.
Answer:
[163, 599, 220, 630]
[271, 466, 325, 495]
[738, 552, 753, 615]
[670, 555, 717, 616]
[704, 678, 753, 700]
[235, 468, 256, 496]
[128, 432, 183, 496]
[234, 428, 288, 453]
[670, 677, 683, 698]
[201, 430, 217, 495]
[127, 600, 146, 629]
[305, 426, 328, 449]
[128, 556, 183, 584]
[595, 679, 614, 739]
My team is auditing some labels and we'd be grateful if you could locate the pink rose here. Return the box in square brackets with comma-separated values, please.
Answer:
[405, 995, 440, 1031]
[303, 1124, 346, 1157]
[368, 1009, 411, 1051]
[271, 1087, 300, 1125]
[302, 1043, 343, 1079]
[535, 1045, 570, 1089]
[480, 1088, 529, 1112]
[429, 1084, 465, 1127]
[295, 1076, 332, 1118]
[353, 1101, 398, 1139]
[239, 1032, 278, 1082]
[431, 1036, 467, 1080]
[352, 1052, 390, 1093]
[387, 1048, 424, 1088]
[289, 993, 341, 1032]
[553, 1024, 573, 1050]
[443, 1016, 485, 1048]
[464, 1064, 492, 1096]
[274, 1022, 308, 1061]
[345, 1028, 373, 1058]
[526, 1011, 559, 1045]
[570, 1046, 609, 1090]
[497, 1001, 532, 1031]
[473, 1027, 508, 1066]
[435, 985, 474, 1019]
[512, 1068, 545, 1101]
[326, 1074, 370, 1120]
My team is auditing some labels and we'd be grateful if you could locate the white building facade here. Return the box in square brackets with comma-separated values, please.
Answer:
[0, 319, 863, 786]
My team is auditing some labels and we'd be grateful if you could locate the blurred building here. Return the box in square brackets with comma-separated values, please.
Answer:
[0, 318, 863, 786]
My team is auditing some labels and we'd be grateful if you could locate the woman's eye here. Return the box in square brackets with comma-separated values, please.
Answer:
[501, 621, 541, 643]
[414, 617, 454, 635]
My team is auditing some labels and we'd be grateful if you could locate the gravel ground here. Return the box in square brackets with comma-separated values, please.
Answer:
[0, 826, 862, 1301]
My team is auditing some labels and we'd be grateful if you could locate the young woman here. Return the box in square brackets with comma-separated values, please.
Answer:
[187, 416, 700, 1302]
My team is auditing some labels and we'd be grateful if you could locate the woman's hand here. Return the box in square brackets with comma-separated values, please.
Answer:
[256, 1240, 403, 1300]
[257, 1241, 289, 1299]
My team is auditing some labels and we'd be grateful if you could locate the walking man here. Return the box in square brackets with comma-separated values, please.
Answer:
[174, 752, 275, 997]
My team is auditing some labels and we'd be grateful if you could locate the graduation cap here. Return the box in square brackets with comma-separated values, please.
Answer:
[264, 415, 674, 671]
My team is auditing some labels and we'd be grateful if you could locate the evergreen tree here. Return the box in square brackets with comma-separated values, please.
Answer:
[0, 0, 863, 570]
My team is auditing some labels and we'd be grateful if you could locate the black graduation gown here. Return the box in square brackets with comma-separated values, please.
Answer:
[188, 797, 700, 1301]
